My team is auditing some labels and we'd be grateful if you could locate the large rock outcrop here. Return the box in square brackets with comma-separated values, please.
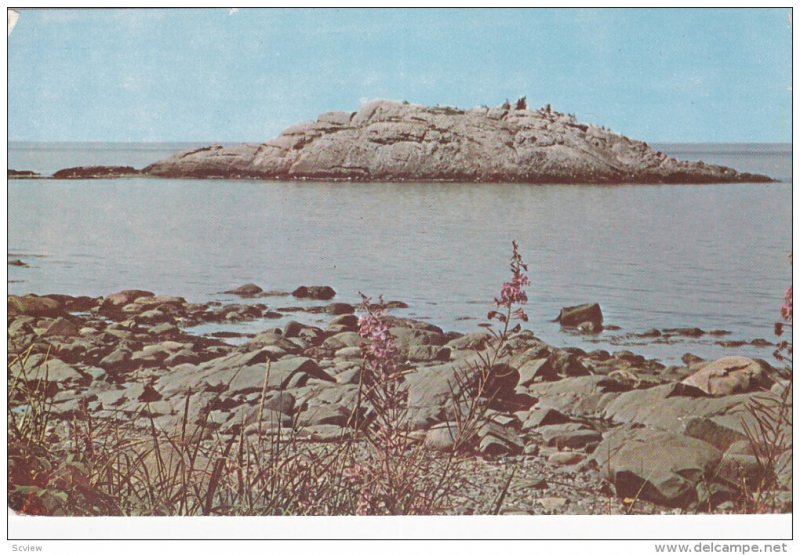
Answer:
[144, 100, 772, 184]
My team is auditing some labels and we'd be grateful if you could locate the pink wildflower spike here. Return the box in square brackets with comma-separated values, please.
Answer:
[781, 286, 792, 322]
[358, 293, 400, 382]
[494, 241, 531, 323]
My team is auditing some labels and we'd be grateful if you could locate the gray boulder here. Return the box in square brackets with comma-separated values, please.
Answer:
[404, 356, 521, 427]
[555, 303, 603, 329]
[42, 317, 81, 338]
[680, 356, 773, 396]
[98, 290, 155, 316]
[8, 295, 63, 317]
[592, 427, 723, 507]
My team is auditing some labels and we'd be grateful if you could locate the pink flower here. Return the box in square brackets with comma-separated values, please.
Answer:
[358, 294, 400, 380]
[343, 463, 365, 483]
[491, 241, 531, 323]
[781, 286, 792, 322]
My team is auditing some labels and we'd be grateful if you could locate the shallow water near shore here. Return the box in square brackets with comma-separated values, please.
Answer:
[8, 143, 792, 365]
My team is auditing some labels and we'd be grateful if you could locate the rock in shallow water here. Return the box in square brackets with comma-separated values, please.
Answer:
[555, 303, 603, 329]
[224, 283, 263, 297]
[292, 285, 336, 300]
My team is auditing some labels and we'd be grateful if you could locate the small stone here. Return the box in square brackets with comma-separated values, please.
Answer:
[547, 452, 585, 466]
[424, 422, 459, 451]
[517, 476, 547, 490]
[523, 443, 540, 457]
[537, 496, 568, 513]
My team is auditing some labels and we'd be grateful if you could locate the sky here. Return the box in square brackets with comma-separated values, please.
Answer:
[7, 8, 793, 143]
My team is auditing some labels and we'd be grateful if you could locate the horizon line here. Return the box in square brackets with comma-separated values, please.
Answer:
[8, 140, 794, 146]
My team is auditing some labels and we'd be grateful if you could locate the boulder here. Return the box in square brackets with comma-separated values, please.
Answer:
[555, 303, 603, 329]
[521, 408, 572, 430]
[99, 290, 155, 317]
[528, 376, 619, 418]
[8, 295, 63, 317]
[134, 309, 174, 325]
[547, 452, 585, 466]
[321, 332, 363, 351]
[681, 416, 748, 452]
[292, 285, 336, 300]
[262, 390, 296, 415]
[41, 317, 81, 338]
[246, 331, 303, 355]
[592, 427, 723, 508]
[716, 443, 764, 489]
[334, 346, 362, 360]
[264, 357, 334, 390]
[327, 314, 359, 332]
[424, 422, 460, 451]
[404, 357, 520, 426]
[302, 383, 360, 412]
[477, 421, 524, 456]
[663, 327, 706, 338]
[297, 403, 353, 427]
[224, 283, 263, 297]
[283, 320, 314, 338]
[601, 383, 755, 432]
[389, 326, 446, 351]
[324, 303, 354, 315]
[446, 332, 490, 351]
[541, 424, 602, 449]
[680, 356, 773, 396]
[517, 358, 553, 385]
[9, 355, 83, 384]
[99, 347, 134, 372]
[407, 345, 451, 363]
[335, 366, 362, 384]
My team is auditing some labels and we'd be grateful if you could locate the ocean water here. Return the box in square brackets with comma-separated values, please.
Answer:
[7, 143, 792, 364]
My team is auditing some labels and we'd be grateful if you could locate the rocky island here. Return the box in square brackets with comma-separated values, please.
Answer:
[143, 100, 773, 184]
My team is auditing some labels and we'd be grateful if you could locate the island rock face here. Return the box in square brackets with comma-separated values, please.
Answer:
[144, 101, 772, 184]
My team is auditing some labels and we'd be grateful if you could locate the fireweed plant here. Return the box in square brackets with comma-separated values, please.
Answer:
[347, 241, 533, 514]
[9, 242, 535, 515]
[738, 254, 792, 513]
[347, 294, 443, 514]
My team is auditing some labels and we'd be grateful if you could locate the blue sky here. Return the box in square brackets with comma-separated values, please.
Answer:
[7, 8, 792, 143]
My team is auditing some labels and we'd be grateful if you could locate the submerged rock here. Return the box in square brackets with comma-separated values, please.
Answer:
[223, 283, 264, 297]
[52, 166, 141, 179]
[144, 100, 773, 184]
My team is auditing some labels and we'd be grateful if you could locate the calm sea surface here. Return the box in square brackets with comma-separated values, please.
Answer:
[8, 142, 792, 364]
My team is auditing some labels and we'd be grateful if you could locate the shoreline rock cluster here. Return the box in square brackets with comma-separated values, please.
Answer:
[10, 100, 774, 184]
[7, 286, 792, 514]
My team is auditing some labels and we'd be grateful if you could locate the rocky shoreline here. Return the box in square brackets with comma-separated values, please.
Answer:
[10, 101, 775, 184]
[7, 286, 792, 515]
